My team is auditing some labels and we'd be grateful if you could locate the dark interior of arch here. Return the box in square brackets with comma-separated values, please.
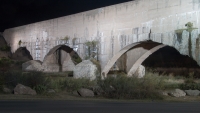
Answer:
[55, 45, 82, 65]
[142, 46, 200, 78]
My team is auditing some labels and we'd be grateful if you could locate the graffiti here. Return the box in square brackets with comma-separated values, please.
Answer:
[35, 38, 41, 60]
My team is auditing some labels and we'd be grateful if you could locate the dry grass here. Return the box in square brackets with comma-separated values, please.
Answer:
[149, 67, 200, 78]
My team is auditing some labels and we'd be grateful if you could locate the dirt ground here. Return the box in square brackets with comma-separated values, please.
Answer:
[1, 91, 200, 102]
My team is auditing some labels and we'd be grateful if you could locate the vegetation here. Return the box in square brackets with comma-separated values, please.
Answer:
[180, 72, 200, 90]
[175, 22, 198, 34]
[98, 73, 164, 99]
[50, 77, 96, 92]
[0, 71, 49, 94]
[174, 22, 199, 57]
[84, 40, 99, 59]
[0, 71, 96, 94]
[90, 58, 101, 76]
[0, 66, 200, 100]
[0, 57, 12, 72]
[71, 52, 82, 64]
[18, 40, 22, 46]
[0, 58, 25, 72]
[0, 45, 11, 51]
[61, 36, 70, 41]
[85, 40, 99, 47]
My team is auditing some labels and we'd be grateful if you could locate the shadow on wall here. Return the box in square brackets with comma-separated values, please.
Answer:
[142, 46, 200, 78]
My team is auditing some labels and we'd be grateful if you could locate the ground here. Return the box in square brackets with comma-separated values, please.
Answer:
[1, 91, 200, 102]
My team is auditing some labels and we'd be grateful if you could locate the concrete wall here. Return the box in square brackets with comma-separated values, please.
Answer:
[3, 0, 200, 69]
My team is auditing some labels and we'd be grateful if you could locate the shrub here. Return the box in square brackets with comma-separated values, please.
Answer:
[50, 77, 96, 92]
[0, 45, 11, 51]
[2, 71, 22, 88]
[180, 74, 200, 90]
[15, 61, 25, 65]
[0, 58, 12, 72]
[180, 82, 200, 90]
[0, 72, 4, 92]
[185, 22, 193, 29]
[98, 74, 163, 100]
[34, 85, 47, 94]
[1, 71, 50, 94]
[71, 53, 82, 64]
[21, 72, 49, 89]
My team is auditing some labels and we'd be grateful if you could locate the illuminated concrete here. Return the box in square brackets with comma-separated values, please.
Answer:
[42, 45, 77, 72]
[3, 0, 200, 72]
[127, 44, 166, 77]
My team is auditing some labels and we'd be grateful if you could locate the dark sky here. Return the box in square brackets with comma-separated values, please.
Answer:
[0, 0, 133, 32]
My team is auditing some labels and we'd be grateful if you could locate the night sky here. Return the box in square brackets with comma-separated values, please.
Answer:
[0, 0, 133, 32]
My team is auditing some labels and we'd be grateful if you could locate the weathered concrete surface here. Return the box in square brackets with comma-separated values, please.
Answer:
[62, 58, 75, 72]
[42, 45, 79, 72]
[127, 44, 166, 77]
[102, 42, 164, 77]
[101, 43, 140, 78]
[42, 53, 60, 72]
[134, 65, 145, 78]
[3, 0, 200, 72]
[125, 42, 162, 72]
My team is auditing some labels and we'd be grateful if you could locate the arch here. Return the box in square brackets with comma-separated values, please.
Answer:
[101, 41, 165, 78]
[45, 45, 74, 56]
[127, 44, 166, 77]
[101, 42, 140, 78]
[42, 45, 82, 72]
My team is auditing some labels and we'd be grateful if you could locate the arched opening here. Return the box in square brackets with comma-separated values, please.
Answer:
[102, 39, 200, 78]
[42, 45, 82, 72]
[115, 41, 162, 74]
[142, 46, 200, 78]
[102, 41, 165, 78]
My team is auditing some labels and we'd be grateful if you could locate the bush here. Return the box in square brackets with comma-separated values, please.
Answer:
[180, 75, 200, 90]
[0, 72, 4, 92]
[0, 71, 23, 94]
[180, 82, 200, 90]
[2, 71, 22, 88]
[1, 71, 97, 94]
[1, 71, 50, 94]
[34, 85, 47, 94]
[21, 72, 50, 91]
[0, 45, 11, 51]
[98, 74, 163, 100]
[50, 77, 96, 92]
[0, 58, 12, 72]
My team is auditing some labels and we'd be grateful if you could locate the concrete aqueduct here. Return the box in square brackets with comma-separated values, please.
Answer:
[3, 0, 200, 77]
